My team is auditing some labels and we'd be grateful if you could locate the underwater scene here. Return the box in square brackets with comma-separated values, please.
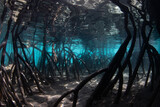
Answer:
[0, 0, 160, 107]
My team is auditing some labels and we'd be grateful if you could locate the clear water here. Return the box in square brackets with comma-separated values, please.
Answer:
[1, 30, 160, 68]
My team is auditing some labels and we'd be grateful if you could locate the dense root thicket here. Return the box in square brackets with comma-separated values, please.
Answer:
[53, 0, 160, 107]
[0, 0, 160, 107]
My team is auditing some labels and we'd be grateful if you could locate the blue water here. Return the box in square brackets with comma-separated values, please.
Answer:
[1, 32, 160, 67]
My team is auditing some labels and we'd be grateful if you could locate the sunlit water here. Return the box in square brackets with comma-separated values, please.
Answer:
[1, 33, 160, 68]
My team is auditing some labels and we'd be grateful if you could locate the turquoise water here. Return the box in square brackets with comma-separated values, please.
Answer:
[1, 33, 160, 67]
[150, 38, 160, 53]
